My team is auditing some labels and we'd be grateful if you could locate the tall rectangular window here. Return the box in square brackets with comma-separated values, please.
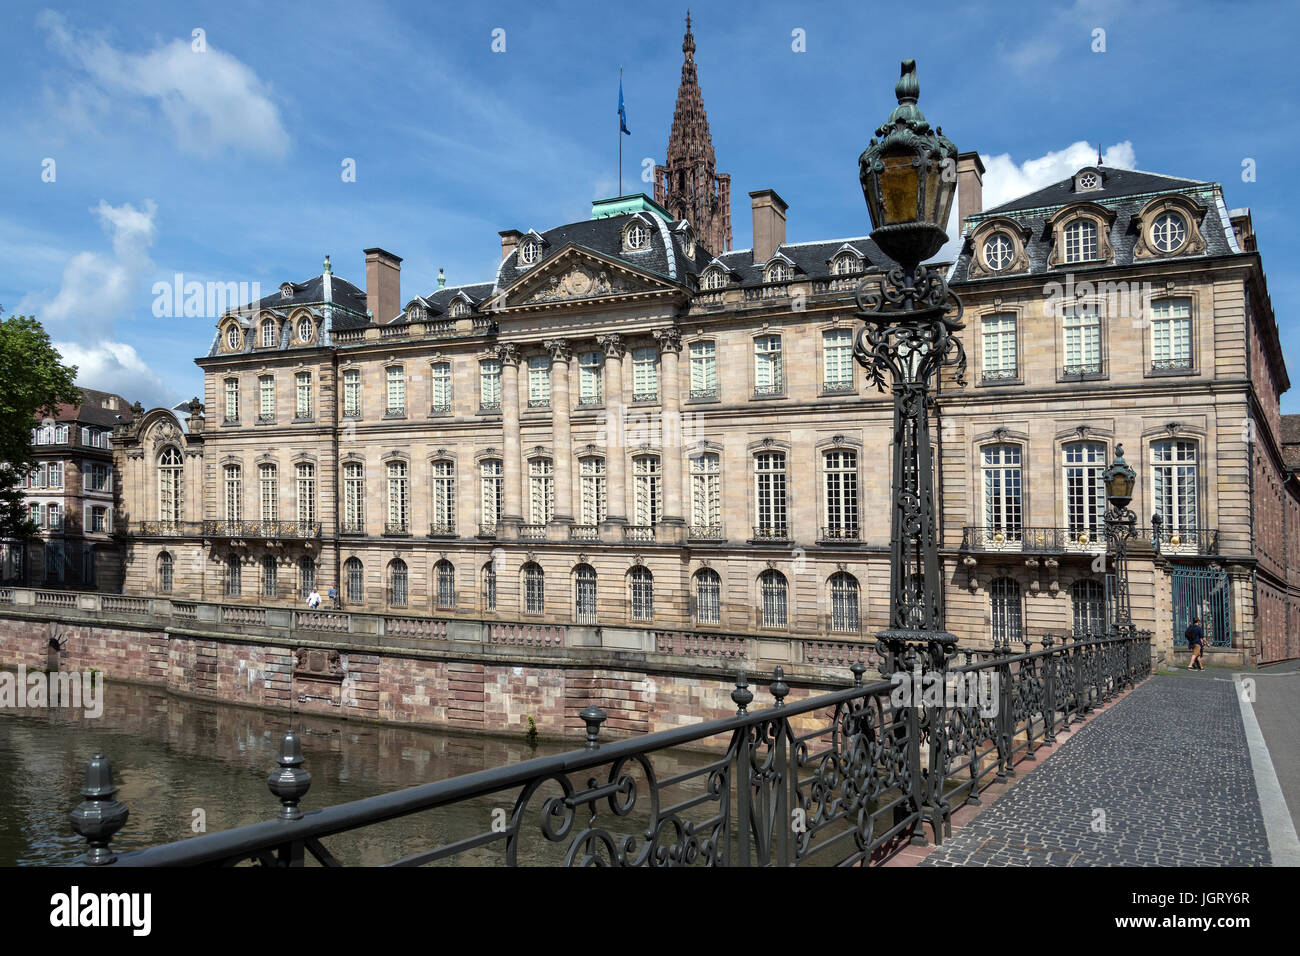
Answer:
[224, 465, 242, 522]
[823, 449, 859, 536]
[822, 329, 853, 390]
[1152, 440, 1198, 531]
[295, 372, 312, 419]
[343, 369, 361, 417]
[981, 313, 1017, 381]
[529, 458, 555, 524]
[754, 336, 783, 395]
[258, 375, 274, 421]
[1063, 307, 1101, 374]
[579, 457, 606, 524]
[343, 463, 364, 531]
[386, 367, 406, 416]
[259, 464, 277, 522]
[225, 378, 240, 423]
[578, 352, 603, 405]
[982, 444, 1023, 538]
[632, 347, 658, 402]
[480, 359, 501, 410]
[690, 453, 720, 534]
[431, 460, 455, 531]
[754, 452, 787, 536]
[386, 461, 409, 531]
[528, 356, 551, 407]
[296, 463, 316, 524]
[480, 459, 503, 527]
[48, 463, 64, 490]
[1063, 442, 1106, 539]
[633, 455, 661, 525]
[431, 362, 452, 412]
[690, 341, 717, 398]
[1151, 298, 1192, 370]
[87, 464, 109, 492]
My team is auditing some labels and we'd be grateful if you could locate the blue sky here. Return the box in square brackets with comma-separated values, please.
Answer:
[3, 0, 1299, 410]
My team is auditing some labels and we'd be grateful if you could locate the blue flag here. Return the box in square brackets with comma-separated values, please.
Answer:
[619, 78, 630, 135]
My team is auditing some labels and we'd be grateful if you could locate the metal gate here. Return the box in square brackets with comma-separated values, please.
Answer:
[1171, 564, 1231, 647]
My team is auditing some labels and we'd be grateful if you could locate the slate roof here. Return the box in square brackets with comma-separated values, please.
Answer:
[949, 166, 1240, 284]
[205, 271, 370, 357]
[34, 388, 135, 428]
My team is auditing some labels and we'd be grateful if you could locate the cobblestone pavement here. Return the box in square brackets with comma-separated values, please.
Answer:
[919, 675, 1272, 866]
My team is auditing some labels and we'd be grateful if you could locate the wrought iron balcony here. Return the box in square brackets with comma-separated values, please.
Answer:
[632, 391, 658, 403]
[132, 520, 203, 537]
[960, 525, 1218, 556]
[576, 396, 603, 408]
[477, 522, 498, 539]
[822, 380, 855, 394]
[820, 525, 861, 543]
[1151, 358, 1193, 372]
[752, 384, 784, 398]
[340, 521, 365, 536]
[1152, 525, 1219, 555]
[752, 525, 790, 542]
[527, 398, 550, 409]
[256, 413, 276, 425]
[519, 524, 547, 539]
[980, 369, 1017, 383]
[429, 403, 451, 415]
[1061, 363, 1102, 377]
[428, 522, 457, 538]
[689, 386, 718, 400]
[569, 524, 600, 541]
[479, 400, 501, 413]
[688, 524, 723, 541]
[383, 407, 407, 419]
[623, 525, 655, 542]
[203, 520, 322, 539]
[383, 522, 411, 536]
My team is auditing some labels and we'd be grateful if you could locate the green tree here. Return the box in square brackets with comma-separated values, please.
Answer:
[0, 309, 81, 539]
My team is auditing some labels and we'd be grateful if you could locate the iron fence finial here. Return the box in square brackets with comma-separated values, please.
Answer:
[770, 667, 789, 707]
[731, 672, 754, 714]
[69, 753, 129, 865]
[580, 705, 607, 749]
[267, 730, 311, 821]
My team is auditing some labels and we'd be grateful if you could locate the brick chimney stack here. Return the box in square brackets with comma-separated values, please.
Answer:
[499, 230, 522, 261]
[363, 248, 402, 324]
[956, 152, 985, 229]
[749, 189, 788, 265]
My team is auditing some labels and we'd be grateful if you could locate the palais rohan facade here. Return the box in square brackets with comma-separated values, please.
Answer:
[114, 25, 1299, 666]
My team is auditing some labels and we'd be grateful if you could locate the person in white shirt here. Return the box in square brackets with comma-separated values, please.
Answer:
[307, 588, 322, 609]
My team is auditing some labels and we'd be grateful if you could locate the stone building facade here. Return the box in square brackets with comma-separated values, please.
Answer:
[112, 32, 1297, 666]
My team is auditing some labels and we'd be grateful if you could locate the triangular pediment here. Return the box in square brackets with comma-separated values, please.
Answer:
[490, 243, 685, 312]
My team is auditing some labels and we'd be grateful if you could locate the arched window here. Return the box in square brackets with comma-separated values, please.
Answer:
[388, 559, 408, 607]
[694, 568, 721, 625]
[523, 562, 545, 614]
[574, 564, 597, 624]
[435, 560, 455, 609]
[990, 577, 1023, 644]
[701, 267, 726, 290]
[158, 447, 182, 523]
[261, 556, 278, 598]
[831, 253, 860, 275]
[481, 561, 497, 611]
[760, 570, 788, 628]
[629, 566, 653, 621]
[765, 261, 791, 283]
[830, 572, 860, 633]
[1063, 219, 1098, 263]
[449, 299, 469, 318]
[157, 552, 174, 594]
[225, 555, 241, 597]
[1071, 579, 1105, 635]
[299, 556, 315, 599]
[344, 557, 364, 604]
[260, 320, 277, 348]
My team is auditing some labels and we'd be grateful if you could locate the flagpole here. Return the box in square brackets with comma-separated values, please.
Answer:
[618, 67, 623, 196]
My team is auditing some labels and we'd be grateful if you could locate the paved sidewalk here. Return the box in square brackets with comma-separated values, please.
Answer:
[918, 674, 1273, 866]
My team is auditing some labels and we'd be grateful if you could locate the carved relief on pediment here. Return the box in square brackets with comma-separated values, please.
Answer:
[524, 263, 626, 304]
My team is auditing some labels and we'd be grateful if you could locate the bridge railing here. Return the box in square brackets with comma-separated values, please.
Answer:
[67, 629, 1151, 867]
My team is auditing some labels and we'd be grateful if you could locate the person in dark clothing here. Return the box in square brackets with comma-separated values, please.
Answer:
[1185, 617, 1205, 670]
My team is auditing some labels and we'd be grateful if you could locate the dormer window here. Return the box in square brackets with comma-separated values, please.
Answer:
[701, 267, 726, 290]
[226, 326, 241, 350]
[625, 222, 650, 251]
[830, 253, 861, 276]
[1074, 168, 1103, 193]
[280, 283, 294, 299]
[766, 261, 791, 283]
[259, 320, 277, 348]
[1152, 211, 1188, 253]
[407, 304, 426, 322]
[296, 318, 313, 342]
[520, 239, 540, 265]
[1063, 219, 1098, 263]
[982, 233, 1015, 272]
[449, 299, 470, 318]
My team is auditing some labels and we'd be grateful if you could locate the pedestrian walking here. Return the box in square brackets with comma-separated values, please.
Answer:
[1185, 616, 1205, 670]
[328, 585, 338, 610]
[307, 587, 322, 610]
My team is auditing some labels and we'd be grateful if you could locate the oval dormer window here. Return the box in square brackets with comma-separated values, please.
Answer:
[520, 240, 540, 265]
[625, 223, 649, 251]
[226, 326, 240, 350]
[983, 233, 1015, 271]
[1078, 171, 1100, 191]
[297, 318, 313, 342]
[1152, 212, 1188, 253]
[280, 283, 294, 299]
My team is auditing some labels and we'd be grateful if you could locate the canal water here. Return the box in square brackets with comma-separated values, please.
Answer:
[0, 675, 720, 866]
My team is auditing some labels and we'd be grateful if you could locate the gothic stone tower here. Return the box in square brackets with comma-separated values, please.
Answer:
[654, 14, 733, 253]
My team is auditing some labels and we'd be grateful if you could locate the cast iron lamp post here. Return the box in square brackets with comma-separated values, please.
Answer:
[853, 59, 966, 675]
[1103, 445, 1138, 634]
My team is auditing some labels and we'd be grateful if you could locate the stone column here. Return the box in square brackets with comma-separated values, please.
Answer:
[547, 338, 574, 528]
[499, 344, 523, 536]
[598, 334, 627, 527]
[654, 327, 685, 545]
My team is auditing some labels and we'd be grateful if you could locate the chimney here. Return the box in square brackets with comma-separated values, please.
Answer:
[363, 248, 402, 323]
[1229, 208, 1256, 253]
[956, 152, 985, 228]
[499, 230, 522, 261]
[749, 189, 788, 265]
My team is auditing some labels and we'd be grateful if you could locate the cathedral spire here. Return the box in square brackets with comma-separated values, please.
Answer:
[654, 14, 732, 253]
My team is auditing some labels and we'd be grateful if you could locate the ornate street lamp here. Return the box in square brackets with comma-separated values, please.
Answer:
[853, 59, 965, 674]
[1103, 445, 1138, 634]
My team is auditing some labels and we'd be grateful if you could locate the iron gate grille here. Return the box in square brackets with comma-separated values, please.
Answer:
[1171, 564, 1231, 647]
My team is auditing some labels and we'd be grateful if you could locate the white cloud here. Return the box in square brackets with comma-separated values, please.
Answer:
[17, 199, 157, 340]
[54, 340, 177, 410]
[38, 10, 288, 158]
[933, 140, 1137, 264]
